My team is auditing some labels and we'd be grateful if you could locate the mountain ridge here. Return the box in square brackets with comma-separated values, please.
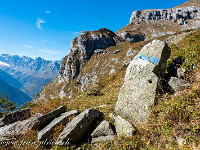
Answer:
[117, 0, 200, 41]
[0, 54, 61, 99]
[39, 0, 200, 100]
[0, 77, 32, 107]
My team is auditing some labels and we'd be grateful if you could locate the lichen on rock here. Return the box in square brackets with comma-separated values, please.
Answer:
[115, 40, 171, 123]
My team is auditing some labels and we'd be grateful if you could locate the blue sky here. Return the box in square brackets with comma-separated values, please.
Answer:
[0, 0, 187, 61]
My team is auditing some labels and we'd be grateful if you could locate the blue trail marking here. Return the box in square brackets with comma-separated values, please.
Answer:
[137, 53, 160, 65]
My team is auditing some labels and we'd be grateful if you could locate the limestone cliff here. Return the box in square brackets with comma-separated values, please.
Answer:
[117, 0, 200, 41]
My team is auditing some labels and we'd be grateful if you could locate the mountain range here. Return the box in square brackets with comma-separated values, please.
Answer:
[0, 54, 60, 107]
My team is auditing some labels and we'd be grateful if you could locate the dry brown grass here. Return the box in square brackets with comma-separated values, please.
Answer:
[11, 27, 200, 150]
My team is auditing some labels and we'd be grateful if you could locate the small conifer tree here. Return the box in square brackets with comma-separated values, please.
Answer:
[0, 92, 17, 117]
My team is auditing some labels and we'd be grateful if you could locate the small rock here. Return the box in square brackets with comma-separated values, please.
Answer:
[127, 48, 136, 56]
[94, 49, 110, 54]
[91, 120, 115, 138]
[37, 110, 79, 141]
[113, 50, 121, 55]
[114, 115, 134, 137]
[91, 135, 115, 143]
[109, 69, 116, 75]
[168, 77, 188, 91]
[0, 108, 31, 127]
[56, 109, 103, 145]
[177, 67, 186, 79]
[176, 137, 186, 146]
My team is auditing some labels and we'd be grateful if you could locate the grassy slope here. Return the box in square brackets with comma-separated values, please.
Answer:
[12, 29, 200, 150]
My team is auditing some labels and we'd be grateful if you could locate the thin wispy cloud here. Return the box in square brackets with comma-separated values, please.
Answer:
[73, 32, 80, 35]
[45, 10, 51, 14]
[36, 18, 45, 30]
[40, 40, 47, 43]
[24, 44, 34, 48]
[39, 48, 57, 54]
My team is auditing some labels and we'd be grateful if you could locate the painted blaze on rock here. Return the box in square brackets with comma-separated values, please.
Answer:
[115, 40, 170, 123]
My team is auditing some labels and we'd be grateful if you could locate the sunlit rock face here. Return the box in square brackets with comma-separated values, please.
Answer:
[117, 0, 200, 41]
[115, 40, 171, 123]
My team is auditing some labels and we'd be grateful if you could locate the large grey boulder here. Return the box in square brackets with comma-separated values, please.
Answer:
[115, 40, 170, 123]
[57, 109, 103, 145]
[37, 110, 79, 141]
[91, 120, 115, 138]
[0, 106, 66, 141]
[0, 114, 42, 141]
[31, 106, 66, 130]
[0, 108, 31, 127]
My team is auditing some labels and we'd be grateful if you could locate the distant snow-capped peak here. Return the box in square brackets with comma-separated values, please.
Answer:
[0, 61, 10, 67]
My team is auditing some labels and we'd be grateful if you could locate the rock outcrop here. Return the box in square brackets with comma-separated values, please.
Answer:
[37, 110, 79, 141]
[31, 106, 66, 130]
[0, 108, 31, 127]
[0, 106, 66, 141]
[59, 28, 122, 83]
[115, 40, 171, 123]
[0, 106, 135, 146]
[39, 28, 129, 99]
[129, 7, 200, 24]
[91, 120, 115, 138]
[56, 109, 103, 145]
[116, 31, 145, 42]
[0, 114, 43, 140]
[117, 0, 200, 41]
[168, 77, 189, 92]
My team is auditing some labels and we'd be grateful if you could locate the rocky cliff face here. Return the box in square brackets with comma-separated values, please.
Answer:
[59, 28, 122, 83]
[40, 28, 128, 99]
[117, 0, 200, 41]
[40, 28, 143, 99]
[39, 0, 200, 100]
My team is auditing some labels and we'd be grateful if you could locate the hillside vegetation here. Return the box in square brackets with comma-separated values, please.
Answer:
[14, 28, 200, 150]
